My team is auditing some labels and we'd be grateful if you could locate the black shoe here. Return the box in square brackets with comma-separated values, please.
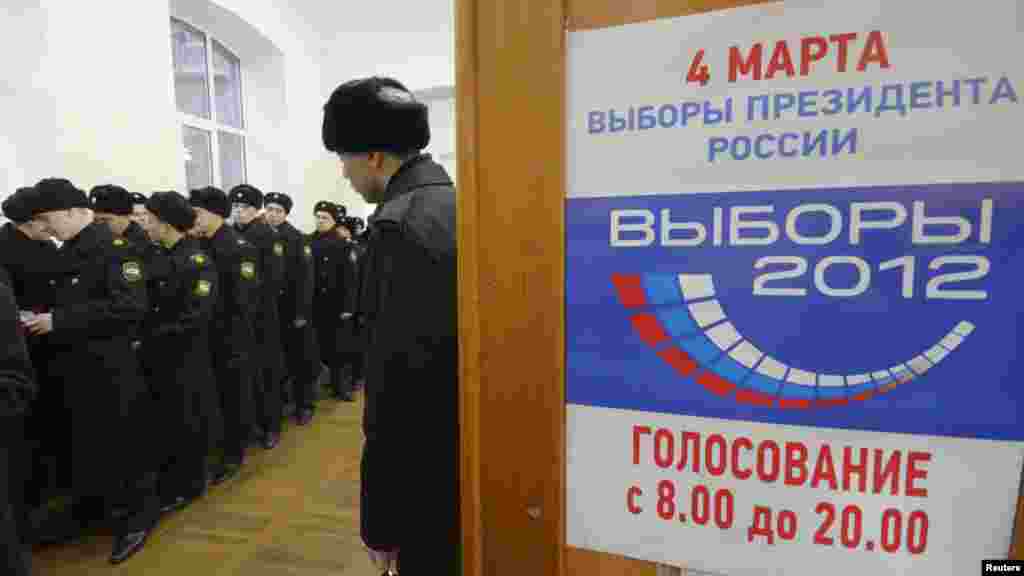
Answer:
[211, 463, 240, 485]
[160, 496, 188, 514]
[110, 529, 150, 564]
[262, 432, 280, 450]
[296, 408, 314, 426]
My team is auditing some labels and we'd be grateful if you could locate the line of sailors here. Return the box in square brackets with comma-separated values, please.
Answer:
[0, 178, 367, 567]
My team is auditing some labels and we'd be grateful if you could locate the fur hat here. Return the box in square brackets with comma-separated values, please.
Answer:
[264, 192, 292, 214]
[229, 184, 263, 209]
[89, 185, 133, 216]
[31, 178, 89, 216]
[146, 191, 197, 232]
[322, 77, 430, 155]
[189, 186, 231, 218]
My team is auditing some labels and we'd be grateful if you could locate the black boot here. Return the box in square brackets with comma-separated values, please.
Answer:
[210, 461, 241, 486]
[296, 407, 314, 426]
[110, 528, 150, 564]
[159, 496, 187, 514]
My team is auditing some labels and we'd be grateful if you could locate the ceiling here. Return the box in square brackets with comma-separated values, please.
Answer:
[290, 0, 456, 94]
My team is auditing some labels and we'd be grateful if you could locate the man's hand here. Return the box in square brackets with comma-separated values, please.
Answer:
[25, 313, 53, 335]
[293, 317, 308, 328]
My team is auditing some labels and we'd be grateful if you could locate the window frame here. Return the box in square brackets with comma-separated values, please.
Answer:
[171, 16, 248, 190]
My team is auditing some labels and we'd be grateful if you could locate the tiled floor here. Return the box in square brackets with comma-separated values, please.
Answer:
[32, 391, 377, 575]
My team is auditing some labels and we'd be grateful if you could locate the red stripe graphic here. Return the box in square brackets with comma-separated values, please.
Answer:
[696, 371, 736, 397]
[630, 314, 669, 348]
[610, 277, 933, 410]
[657, 346, 698, 377]
[611, 274, 647, 309]
[736, 389, 775, 407]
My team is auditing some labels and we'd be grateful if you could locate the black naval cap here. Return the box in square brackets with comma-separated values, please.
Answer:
[130, 192, 148, 205]
[322, 77, 430, 156]
[89, 184, 134, 216]
[31, 178, 89, 216]
[313, 201, 340, 222]
[146, 191, 196, 232]
[229, 184, 263, 209]
[2, 187, 35, 223]
[264, 192, 292, 214]
[189, 186, 231, 218]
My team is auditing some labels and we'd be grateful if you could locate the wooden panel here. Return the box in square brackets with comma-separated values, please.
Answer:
[456, 0, 566, 575]
[567, 0, 778, 31]
[455, 0, 483, 574]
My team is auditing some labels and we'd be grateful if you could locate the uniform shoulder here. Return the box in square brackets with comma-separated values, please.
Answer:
[109, 234, 146, 260]
[372, 186, 455, 262]
[237, 237, 259, 259]
[185, 248, 212, 269]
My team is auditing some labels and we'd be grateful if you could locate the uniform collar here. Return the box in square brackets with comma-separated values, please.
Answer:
[370, 154, 451, 226]
[64, 221, 105, 253]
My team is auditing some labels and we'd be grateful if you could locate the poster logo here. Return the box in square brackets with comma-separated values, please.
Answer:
[611, 271, 975, 409]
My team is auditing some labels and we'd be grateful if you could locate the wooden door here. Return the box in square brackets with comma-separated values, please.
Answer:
[455, 1, 1024, 574]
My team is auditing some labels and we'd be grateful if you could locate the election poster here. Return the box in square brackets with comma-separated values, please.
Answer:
[564, 2, 1024, 575]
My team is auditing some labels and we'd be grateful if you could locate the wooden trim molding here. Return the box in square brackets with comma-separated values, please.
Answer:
[566, 0, 778, 31]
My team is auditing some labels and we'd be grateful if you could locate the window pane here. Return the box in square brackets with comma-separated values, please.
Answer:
[213, 41, 243, 129]
[183, 126, 213, 189]
[218, 131, 245, 191]
[171, 19, 210, 119]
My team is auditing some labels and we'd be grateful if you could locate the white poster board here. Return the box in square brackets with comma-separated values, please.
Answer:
[565, 2, 1024, 575]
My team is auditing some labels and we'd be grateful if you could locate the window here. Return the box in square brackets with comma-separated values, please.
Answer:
[171, 18, 246, 191]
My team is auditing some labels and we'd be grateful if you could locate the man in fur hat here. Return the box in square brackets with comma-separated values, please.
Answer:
[323, 76, 458, 574]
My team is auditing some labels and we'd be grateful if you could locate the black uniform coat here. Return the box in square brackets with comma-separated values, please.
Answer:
[334, 238, 365, 355]
[0, 277, 32, 576]
[0, 272, 34, 417]
[358, 154, 458, 569]
[0, 223, 60, 314]
[48, 222, 151, 496]
[123, 221, 170, 397]
[310, 229, 346, 366]
[277, 221, 319, 386]
[203, 225, 259, 447]
[124, 222, 171, 300]
[139, 238, 218, 477]
[0, 225, 60, 460]
[0, 223, 59, 388]
[235, 217, 286, 386]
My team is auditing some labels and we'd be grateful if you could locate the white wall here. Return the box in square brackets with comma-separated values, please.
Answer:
[420, 89, 457, 184]
[0, 0, 455, 231]
[311, 1, 455, 95]
[203, 0, 357, 228]
[1, 0, 181, 197]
